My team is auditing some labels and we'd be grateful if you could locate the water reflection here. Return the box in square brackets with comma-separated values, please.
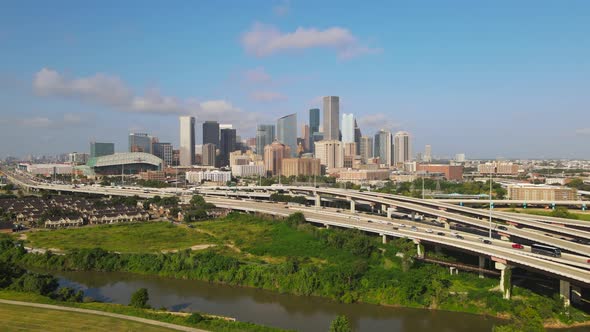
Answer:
[56, 270, 501, 332]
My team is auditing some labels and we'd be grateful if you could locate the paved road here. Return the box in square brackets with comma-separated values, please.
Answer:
[0, 299, 208, 332]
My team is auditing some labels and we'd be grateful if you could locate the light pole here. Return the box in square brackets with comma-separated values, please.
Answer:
[488, 168, 493, 239]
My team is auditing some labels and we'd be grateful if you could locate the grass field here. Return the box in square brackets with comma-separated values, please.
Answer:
[196, 213, 357, 263]
[26, 222, 217, 253]
[0, 303, 176, 332]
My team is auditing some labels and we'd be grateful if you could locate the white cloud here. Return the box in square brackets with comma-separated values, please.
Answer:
[18, 117, 53, 128]
[241, 22, 381, 59]
[32, 68, 268, 133]
[575, 128, 590, 135]
[34, 68, 132, 105]
[358, 113, 402, 133]
[243, 67, 271, 83]
[273, 0, 290, 16]
[250, 90, 288, 102]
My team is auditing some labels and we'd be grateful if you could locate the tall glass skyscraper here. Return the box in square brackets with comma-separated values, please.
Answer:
[179, 116, 195, 166]
[90, 142, 114, 158]
[374, 129, 392, 166]
[309, 108, 320, 134]
[128, 133, 152, 153]
[202, 121, 220, 147]
[323, 96, 339, 140]
[219, 128, 236, 167]
[394, 131, 412, 164]
[256, 124, 275, 154]
[341, 113, 355, 143]
[277, 113, 297, 157]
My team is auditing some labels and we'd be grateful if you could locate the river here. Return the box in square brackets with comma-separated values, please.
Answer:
[53, 270, 506, 332]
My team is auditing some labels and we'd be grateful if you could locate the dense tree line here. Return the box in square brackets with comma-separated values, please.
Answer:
[269, 193, 308, 205]
[379, 179, 507, 199]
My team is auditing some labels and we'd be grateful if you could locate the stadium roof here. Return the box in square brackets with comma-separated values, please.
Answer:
[87, 152, 163, 168]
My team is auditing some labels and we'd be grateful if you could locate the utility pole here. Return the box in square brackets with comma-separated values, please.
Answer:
[489, 167, 494, 239]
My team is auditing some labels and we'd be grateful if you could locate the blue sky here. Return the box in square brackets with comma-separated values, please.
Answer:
[1, 0, 589, 159]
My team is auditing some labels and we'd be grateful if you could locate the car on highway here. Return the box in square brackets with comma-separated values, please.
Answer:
[587, 259, 590, 264]
[436, 232, 445, 236]
[410, 226, 418, 231]
[482, 239, 492, 245]
[498, 226, 508, 231]
[398, 223, 406, 228]
[511, 243, 524, 249]
[425, 228, 433, 233]
[454, 234, 464, 240]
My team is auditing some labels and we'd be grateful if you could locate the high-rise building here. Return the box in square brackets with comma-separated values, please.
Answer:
[256, 124, 275, 155]
[424, 144, 432, 162]
[374, 130, 392, 166]
[323, 96, 339, 140]
[219, 128, 236, 167]
[90, 142, 114, 158]
[128, 133, 152, 153]
[68, 152, 89, 165]
[302, 124, 310, 152]
[202, 143, 216, 167]
[264, 140, 291, 176]
[309, 108, 320, 135]
[394, 131, 412, 165]
[343, 142, 356, 157]
[359, 136, 373, 162]
[152, 142, 173, 166]
[311, 132, 324, 155]
[354, 119, 362, 156]
[277, 113, 297, 157]
[341, 113, 355, 143]
[314, 140, 344, 170]
[179, 116, 196, 166]
[203, 121, 220, 147]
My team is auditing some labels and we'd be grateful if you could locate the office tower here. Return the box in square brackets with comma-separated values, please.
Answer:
[179, 116, 196, 166]
[309, 108, 320, 135]
[374, 130, 392, 166]
[302, 124, 310, 152]
[341, 113, 355, 143]
[264, 140, 291, 176]
[203, 121, 220, 147]
[152, 142, 173, 166]
[256, 124, 275, 154]
[219, 124, 233, 130]
[323, 96, 339, 140]
[311, 132, 324, 155]
[360, 136, 373, 162]
[424, 144, 432, 162]
[354, 119, 362, 156]
[344, 142, 356, 157]
[277, 113, 297, 157]
[202, 143, 216, 167]
[128, 133, 152, 153]
[314, 140, 344, 169]
[219, 128, 236, 167]
[394, 131, 412, 164]
[90, 142, 114, 158]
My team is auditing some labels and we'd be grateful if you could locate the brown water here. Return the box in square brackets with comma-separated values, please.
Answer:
[55, 270, 506, 332]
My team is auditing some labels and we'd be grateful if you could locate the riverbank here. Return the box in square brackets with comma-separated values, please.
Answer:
[8, 212, 590, 330]
[0, 290, 287, 332]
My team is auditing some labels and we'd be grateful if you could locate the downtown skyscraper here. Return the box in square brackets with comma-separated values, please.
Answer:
[277, 114, 297, 157]
[256, 124, 275, 155]
[341, 113, 355, 143]
[394, 131, 412, 164]
[179, 116, 195, 166]
[323, 96, 339, 141]
[202, 121, 220, 148]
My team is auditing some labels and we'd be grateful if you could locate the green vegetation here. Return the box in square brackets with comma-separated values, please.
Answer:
[329, 315, 352, 332]
[136, 179, 169, 188]
[183, 195, 217, 222]
[130, 288, 150, 308]
[0, 302, 178, 332]
[378, 179, 507, 199]
[4, 213, 590, 328]
[269, 193, 308, 205]
[0, 290, 287, 332]
[26, 222, 217, 253]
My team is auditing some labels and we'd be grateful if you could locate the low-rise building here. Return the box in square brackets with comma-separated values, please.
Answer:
[336, 169, 391, 185]
[281, 158, 321, 177]
[186, 170, 232, 184]
[232, 164, 265, 177]
[139, 170, 166, 182]
[416, 164, 463, 181]
[507, 184, 578, 201]
[478, 162, 519, 175]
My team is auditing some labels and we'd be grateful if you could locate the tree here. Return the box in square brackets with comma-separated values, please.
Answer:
[129, 288, 150, 308]
[329, 315, 352, 332]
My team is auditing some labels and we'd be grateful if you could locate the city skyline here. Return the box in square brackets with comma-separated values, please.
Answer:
[1, 1, 589, 159]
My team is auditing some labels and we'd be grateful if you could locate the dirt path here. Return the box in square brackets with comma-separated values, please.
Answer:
[0, 299, 208, 332]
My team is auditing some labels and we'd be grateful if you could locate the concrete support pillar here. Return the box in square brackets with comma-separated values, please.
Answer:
[443, 221, 450, 230]
[387, 207, 392, 219]
[414, 240, 424, 259]
[411, 211, 416, 220]
[324, 224, 330, 229]
[496, 262, 512, 300]
[560, 280, 571, 307]
[478, 256, 486, 279]
[380, 234, 387, 244]
[350, 199, 356, 213]
[315, 194, 321, 207]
